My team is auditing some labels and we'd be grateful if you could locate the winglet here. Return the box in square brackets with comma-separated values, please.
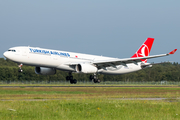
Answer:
[169, 49, 177, 55]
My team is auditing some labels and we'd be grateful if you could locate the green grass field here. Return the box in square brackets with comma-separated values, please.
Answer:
[0, 87, 180, 120]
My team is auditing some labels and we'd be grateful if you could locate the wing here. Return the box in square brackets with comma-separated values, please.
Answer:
[93, 49, 177, 69]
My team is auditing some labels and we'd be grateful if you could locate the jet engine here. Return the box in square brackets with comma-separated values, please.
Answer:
[35, 67, 56, 75]
[75, 64, 97, 73]
[141, 63, 153, 69]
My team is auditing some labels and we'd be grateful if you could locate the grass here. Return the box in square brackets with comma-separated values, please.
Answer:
[1, 99, 180, 120]
[0, 87, 180, 119]
[0, 87, 180, 100]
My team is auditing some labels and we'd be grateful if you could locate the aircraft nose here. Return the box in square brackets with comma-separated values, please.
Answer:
[3, 51, 8, 58]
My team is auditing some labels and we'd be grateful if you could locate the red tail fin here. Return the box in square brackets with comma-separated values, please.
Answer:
[131, 38, 154, 63]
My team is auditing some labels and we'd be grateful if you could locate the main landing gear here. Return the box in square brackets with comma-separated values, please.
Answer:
[89, 73, 101, 83]
[18, 64, 23, 72]
[66, 72, 77, 84]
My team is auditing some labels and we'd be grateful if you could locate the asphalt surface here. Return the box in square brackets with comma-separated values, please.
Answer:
[0, 98, 170, 101]
[0, 86, 178, 87]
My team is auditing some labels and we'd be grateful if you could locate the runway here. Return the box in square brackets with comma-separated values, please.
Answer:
[0, 85, 178, 87]
[0, 98, 173, 101]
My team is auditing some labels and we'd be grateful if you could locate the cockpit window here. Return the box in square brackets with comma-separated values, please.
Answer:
[8, 49, 16, 52]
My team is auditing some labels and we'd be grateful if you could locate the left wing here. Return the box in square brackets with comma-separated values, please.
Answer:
[93, 49, 177, 69]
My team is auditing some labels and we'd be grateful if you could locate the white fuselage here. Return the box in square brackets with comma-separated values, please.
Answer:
[3, 46, 142, 75]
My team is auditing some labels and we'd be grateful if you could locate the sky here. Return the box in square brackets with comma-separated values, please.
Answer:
[0, 0, 179, 63]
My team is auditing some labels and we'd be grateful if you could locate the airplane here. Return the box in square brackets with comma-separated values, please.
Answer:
[3, 38, 177, 84]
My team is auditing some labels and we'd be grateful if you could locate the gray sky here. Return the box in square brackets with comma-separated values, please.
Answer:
[0, 0, 179, 63]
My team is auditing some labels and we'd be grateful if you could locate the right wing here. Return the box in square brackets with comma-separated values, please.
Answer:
[93, 49, 177, 69]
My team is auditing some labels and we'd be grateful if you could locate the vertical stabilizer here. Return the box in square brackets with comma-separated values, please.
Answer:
[131, 38, 154, 63]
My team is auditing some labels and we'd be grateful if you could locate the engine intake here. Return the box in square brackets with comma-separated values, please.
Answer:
[75, 64, 97, 73]
[35, 67, 56, 75]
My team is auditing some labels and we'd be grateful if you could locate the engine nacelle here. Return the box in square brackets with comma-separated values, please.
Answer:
[75, 64, 97, 73]
[141, 63, 153, 69]
[35, 67, 56, 75]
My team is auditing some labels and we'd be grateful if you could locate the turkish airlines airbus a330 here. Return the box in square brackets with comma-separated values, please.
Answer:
[3, 38, 177, 84]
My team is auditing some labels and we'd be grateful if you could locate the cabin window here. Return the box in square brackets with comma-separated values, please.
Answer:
[8, 49, 16, 52]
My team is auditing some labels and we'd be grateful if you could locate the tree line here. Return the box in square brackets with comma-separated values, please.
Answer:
[0, 58, 179, 81]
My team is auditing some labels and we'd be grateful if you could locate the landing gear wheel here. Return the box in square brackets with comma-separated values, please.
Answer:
[92, 79, 96, 83]
[18, 69, 23, 72]
[66, 76, 70, 81]
[70, 79, 77, 84]
[97, 79, 101, 83]
[66, 72, 77, 84]
[89, 75, 94, 80]
[90, 73, 101, 83]
[93, 79, 100, 83]
[70, 79, 74, 84]
[73, 79, 77, 84]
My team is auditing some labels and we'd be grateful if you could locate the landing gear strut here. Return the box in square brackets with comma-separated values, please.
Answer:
[18, 64, 23, 72]
[90, 73, 101, 83]
[66, 72, 77, 84]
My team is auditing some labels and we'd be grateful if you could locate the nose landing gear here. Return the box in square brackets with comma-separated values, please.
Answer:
[18, 64, 23, 72]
